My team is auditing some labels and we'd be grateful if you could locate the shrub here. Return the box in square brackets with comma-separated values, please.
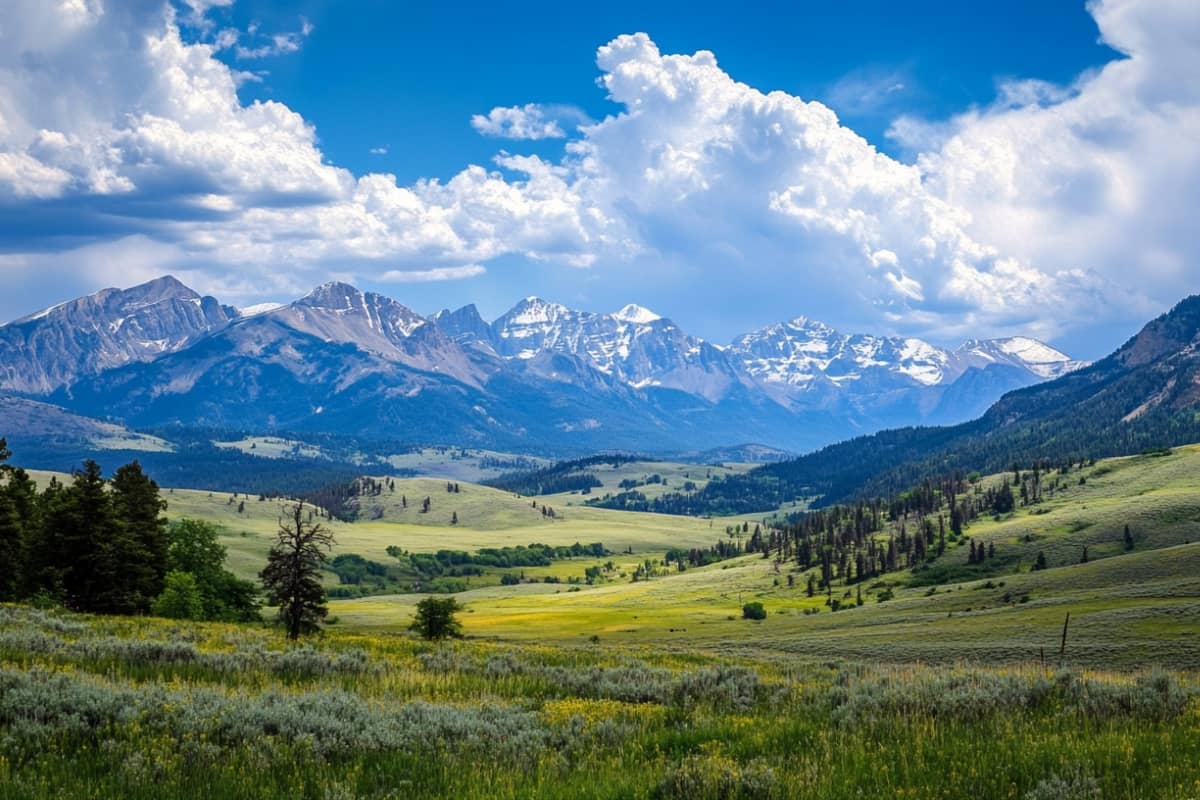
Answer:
[658, 754, 780, 800]
[152, 571, 205, 620]
[742, 602, 767, 621]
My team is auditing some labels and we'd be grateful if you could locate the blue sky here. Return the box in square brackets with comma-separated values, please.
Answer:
[1, 0, 1197, 359]
[221, 0, 1115, 180]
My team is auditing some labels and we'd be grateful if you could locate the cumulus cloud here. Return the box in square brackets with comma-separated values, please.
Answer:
[0, 0, 1195, 344]
[910, 0, 1200, 323]
[470, 103, 572, 139]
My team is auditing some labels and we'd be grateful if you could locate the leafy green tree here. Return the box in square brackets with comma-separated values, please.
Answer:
[260, 502, 334, 640]
[152, 571, 204, 619]
[165, 518, 260, 621]
[410, 596, 464, 640]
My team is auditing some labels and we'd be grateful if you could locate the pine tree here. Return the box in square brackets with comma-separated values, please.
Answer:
[1124, 524, 1134, 551]
[110, 461, 170, 611]
[1034, 551, 1048, 571]
[49, 461, 126, 612]
[260, 502, 335, 640]
[0, 440, 24, 600]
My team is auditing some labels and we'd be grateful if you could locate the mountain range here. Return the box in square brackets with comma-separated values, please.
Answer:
[632, 294, 1200, 514]
[0, 275, 1086, 455]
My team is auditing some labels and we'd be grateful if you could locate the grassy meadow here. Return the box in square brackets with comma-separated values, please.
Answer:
[7, 446, 1200, 797]
[0, 604, 1196, 800]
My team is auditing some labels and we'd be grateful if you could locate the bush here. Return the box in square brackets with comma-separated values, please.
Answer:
[742, 602, 767, 621]
[658, 754, 780, 800]
[152, 571, 205, 620]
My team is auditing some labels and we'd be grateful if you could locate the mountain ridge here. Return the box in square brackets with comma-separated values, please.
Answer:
[5, 276, 1088, 454]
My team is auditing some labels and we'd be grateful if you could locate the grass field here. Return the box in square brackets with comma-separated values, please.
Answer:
[0, 605, 1196, 799]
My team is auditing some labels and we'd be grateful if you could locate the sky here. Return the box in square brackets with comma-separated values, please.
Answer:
[0, 0, 1197, 358]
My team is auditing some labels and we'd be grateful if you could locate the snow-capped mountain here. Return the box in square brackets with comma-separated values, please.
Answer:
[4, 276, 1087, 454]
[443, 297, 747, 401]
[0, 276, 234, 394]
[957, 337, 1088, 380]
[729, 317, 1083, 393]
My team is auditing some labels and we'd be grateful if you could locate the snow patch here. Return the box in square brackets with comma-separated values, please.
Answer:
[613, 303, 661, 324]
[238, 302, 284, 317]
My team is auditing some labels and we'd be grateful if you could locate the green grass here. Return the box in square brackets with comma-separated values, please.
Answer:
[7, 447, 1200, 797]
[0, 605, 1196, 800]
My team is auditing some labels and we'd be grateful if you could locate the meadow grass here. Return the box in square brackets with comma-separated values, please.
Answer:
[0, 605, 1196, 799]
[8, 448, 1200, 796]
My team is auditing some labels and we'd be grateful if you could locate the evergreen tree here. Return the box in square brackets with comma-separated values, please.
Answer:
[2, 466, 38, 600]
[1034, 551, 1048, 571]
[1124, 525, 1135, 551]
[110, 461, 170, 611]
[260, 502, 335, 640]
[0, 440, 25, 600]
[992, 482, 1015, 514]
[43, 461, 129, 613]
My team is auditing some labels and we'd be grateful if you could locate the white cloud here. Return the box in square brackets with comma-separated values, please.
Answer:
[369, 146, 388, 155]
[909, 0, 1200, 322]
[380, 265, 487, 282]
[471, 104, 569, 139]
[0, 0, 1195, 344]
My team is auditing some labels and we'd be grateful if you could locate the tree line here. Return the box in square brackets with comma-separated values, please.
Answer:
[0, 439, 258, 619]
